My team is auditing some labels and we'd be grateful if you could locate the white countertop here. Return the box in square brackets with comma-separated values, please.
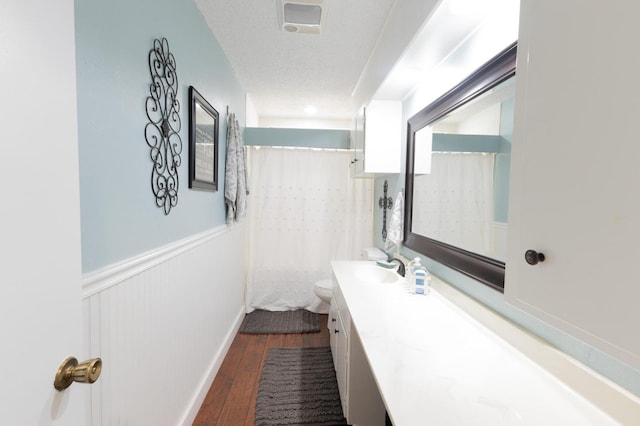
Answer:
[331, 261, 632, 425]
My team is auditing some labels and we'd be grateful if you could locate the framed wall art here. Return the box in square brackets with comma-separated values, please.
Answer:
[188, 86, 219, 191]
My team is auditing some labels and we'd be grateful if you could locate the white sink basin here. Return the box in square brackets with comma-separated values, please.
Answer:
[355, 264, 398, 284]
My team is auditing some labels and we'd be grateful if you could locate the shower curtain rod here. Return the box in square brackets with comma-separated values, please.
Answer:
[249, 145, 351, 152]
[433, 151, 495, 155]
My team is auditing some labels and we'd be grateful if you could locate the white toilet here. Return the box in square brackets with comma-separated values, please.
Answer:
[313, 279, 334, 304]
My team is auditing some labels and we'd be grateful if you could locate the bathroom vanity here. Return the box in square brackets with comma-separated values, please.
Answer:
[330, 261, 639, 425]
[329, 272, 386, 425]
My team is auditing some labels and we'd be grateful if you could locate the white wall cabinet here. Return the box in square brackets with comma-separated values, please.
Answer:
[505, 0, 640, 371]
[350, 100, 402, 177]
[329, 283, 385, 426]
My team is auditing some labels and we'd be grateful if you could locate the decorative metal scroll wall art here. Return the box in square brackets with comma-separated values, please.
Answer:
[378, 180, 393, 241]
[145, 38, 182, 215]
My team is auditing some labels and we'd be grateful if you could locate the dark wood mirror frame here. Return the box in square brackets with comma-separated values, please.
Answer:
[403, 42, 517, 292]
[188, 86, 219, 192]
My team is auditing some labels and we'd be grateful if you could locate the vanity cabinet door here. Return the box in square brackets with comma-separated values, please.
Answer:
[329, 303, 338, 366]
[334, 311, 349, 418]
[329, 291, 350, 418]
[505, 0, 640, 370]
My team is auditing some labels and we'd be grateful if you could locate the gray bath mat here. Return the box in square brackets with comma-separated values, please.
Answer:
[255, 347, 347, 425]
[239, 309, 320, 334]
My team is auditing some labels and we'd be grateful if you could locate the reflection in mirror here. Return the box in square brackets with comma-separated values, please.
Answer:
[412, 77, 514, 261]
[404, 43, 517, 291]
[194, 103, 216, 183]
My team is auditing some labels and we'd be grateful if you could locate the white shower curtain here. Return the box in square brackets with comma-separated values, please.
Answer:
[245, 147, 373, 313]
[412, 152, 495, 256]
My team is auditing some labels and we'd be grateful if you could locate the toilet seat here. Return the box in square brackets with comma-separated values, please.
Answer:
[315, 279, 333, 290]
[313, 279, 334, 304]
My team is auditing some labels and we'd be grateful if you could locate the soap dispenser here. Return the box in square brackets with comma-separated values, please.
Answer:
[409, 258, 431, 295]
[406, 257, 420, 294]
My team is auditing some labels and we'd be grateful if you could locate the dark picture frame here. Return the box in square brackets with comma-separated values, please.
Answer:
[404, 42, 517, 292]
[188, 86, 219, 191]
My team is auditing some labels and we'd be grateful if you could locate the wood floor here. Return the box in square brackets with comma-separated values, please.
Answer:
[193, 314, 330, 425]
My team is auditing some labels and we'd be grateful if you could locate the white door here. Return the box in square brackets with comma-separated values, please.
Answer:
[0, 0, 89, 424]
[505, 0, 640, 371]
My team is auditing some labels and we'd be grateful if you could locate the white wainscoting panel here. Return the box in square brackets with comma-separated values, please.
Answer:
[82, 225, 246, 425]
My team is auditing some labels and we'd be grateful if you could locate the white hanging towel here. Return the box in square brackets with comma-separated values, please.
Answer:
[385, 190, 404, 252]
[224, 113, 249, 223]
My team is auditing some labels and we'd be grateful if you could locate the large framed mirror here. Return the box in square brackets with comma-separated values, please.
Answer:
[404, 43, 517, 292]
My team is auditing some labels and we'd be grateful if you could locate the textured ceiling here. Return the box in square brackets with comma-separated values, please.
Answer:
[194, 0, 398, 122]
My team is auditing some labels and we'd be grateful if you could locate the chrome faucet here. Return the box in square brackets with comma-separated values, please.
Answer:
[388, 258, 405, 277]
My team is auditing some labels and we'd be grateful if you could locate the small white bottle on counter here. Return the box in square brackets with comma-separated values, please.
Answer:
[413, 262, 431, 295]
[406, 257, 420, 294]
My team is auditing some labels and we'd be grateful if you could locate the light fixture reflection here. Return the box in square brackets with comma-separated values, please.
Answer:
[415, 125, 432, 174]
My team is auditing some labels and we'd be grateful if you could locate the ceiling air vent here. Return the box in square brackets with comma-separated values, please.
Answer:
[279, 0, 325, 34]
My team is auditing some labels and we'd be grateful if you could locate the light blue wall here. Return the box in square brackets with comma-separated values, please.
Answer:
[373, 87, 640, 398]
[76, 0, 245, 272]
[244, 128, 350, 149]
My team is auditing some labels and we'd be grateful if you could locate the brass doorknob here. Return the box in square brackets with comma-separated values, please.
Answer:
[54, 356, 102, 391]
